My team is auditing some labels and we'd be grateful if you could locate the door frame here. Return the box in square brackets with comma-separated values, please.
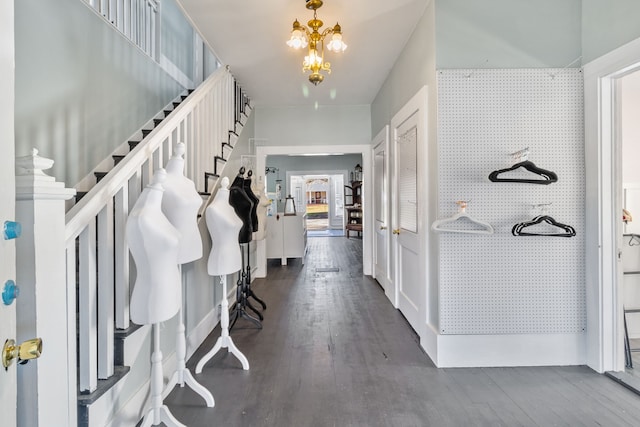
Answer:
[0, 0, 17, 423]
[585, 36, 640, 373]
[390, 86, 429, 337]
[255, 144, 372, 278]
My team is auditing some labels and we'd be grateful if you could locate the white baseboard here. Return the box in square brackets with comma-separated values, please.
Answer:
[426, 332, 586, 367]
[186, 304, 219, 361]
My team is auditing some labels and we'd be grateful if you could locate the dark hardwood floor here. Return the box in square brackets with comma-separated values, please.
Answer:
[165, 236, 640, 426]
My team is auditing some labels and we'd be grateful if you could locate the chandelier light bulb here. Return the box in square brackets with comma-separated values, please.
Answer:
[287, 28, 308, 49]
[326, 32, 347, 53]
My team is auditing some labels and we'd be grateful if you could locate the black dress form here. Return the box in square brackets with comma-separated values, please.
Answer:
[243, 170, 260, 233]
[229, 168, 254, 244]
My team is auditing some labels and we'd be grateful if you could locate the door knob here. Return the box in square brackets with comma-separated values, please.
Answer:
[2, 338, 42, 370]
[393, 229, 401, 235]
[380, 226, 387, 230]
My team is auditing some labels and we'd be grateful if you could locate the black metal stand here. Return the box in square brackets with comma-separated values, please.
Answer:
[245, 242, 267, 311]
[229, 243, 262, 330]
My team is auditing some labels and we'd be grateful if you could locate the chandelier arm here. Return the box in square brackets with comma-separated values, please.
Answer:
[320, 28, 335, 38]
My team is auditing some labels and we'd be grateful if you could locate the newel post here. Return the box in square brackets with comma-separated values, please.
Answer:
[15, 149, 76, 427]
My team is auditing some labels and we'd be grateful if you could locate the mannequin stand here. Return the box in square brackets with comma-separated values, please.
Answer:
[196, 275, 250, 372]
[140, 324, 186, 427]
[244, 242, 266, 310]
[229, 243, 262, 330]
[229, 269, 262, 330]
[162, 267, 214, 405]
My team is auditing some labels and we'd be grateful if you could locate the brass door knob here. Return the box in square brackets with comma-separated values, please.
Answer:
[2, 338, 42, 370]
[392, 229, 401, 235]
[380, 226, 387, 230]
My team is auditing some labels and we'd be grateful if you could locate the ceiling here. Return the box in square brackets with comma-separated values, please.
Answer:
[178, 0, 429, 107]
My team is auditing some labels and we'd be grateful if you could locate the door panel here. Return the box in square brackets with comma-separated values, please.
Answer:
[1, 0, 17, 422]
[391, 87, 428, 337]
[373, 127, 391, 297]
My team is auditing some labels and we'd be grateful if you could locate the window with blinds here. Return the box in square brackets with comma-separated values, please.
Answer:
[398, 126, 418, 233]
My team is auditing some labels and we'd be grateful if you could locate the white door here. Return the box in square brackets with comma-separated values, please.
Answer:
[330, 175, 344, 229]
[391, 88, 428, 336]
[0, 0, 18, 423]
[373, 127, 391, 298]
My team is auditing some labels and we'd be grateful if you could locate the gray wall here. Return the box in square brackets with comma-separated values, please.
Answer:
[582, 0, 640, 64]
[161, 0, 195, 79]
[14, 0, 192, 186]
[370, 1, 438, 326]
[254, 105, 371, 147]
[436, 0, 581, 68]
[370, 2, 436, 139]
[265, 154, 362, 210]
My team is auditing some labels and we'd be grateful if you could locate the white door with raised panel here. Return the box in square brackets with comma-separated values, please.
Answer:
[391, 88, 428, 336]
[373, 126, 392, 300]
[0, 0, 18, 423]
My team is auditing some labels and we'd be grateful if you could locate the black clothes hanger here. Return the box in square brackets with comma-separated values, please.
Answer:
[512, 215, 576, 237]
[488, 160, 558, 185]
[628, 234, 640, 246]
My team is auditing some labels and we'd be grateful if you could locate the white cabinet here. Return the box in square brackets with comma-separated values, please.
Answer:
[266, 214, 307, 265]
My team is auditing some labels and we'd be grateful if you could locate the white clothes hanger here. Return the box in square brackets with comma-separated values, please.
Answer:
[431, 201, 494, 235]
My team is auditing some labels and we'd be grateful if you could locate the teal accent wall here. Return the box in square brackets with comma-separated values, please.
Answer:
[162, 0, 195, 79]
[15, 0, 187, 186]
[582, 0, 640, 63]
[371, 1, 435, 138]
[435, 0, 582, 69]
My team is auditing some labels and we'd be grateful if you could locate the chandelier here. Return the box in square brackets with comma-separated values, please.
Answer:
[286, 0, 347, 85]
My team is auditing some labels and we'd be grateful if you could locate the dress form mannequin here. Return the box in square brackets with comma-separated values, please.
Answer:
[126, 169, 186, 427]
[196, 177, 249, 372]
[162, 142, 203, 263]
[127, 170, 181, 325]
[243, 170, 259, 233]
[252, 179, 271, 242]
[160, 143, 213, 407]
[229, 167, 254, 244]
[242, 170, 267, 311]
[228, 167, 262, 327]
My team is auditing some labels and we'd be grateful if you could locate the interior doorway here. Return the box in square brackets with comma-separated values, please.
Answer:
[617, 70, 640, 380]
[289, 173, 346, 237]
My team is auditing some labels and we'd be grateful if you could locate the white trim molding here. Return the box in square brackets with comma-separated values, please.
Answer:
[584, 36, 640, 373]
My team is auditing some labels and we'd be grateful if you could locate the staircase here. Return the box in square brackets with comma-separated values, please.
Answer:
[62, 67, 252, 426]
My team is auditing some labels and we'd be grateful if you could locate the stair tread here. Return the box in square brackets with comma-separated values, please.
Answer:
[77, 365, 130, 405]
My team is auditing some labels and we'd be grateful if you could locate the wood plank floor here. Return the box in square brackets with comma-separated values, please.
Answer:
[165, 236, 640, 426]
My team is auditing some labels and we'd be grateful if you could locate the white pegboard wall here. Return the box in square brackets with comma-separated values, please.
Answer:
[437, 69, 585, 335]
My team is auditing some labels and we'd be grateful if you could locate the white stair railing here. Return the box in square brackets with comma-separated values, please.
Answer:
[65, 66, 249, 394]
[83, 0, 160, 60]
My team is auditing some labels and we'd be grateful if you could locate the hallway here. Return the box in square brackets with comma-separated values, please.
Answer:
[165, 237, 640, 426]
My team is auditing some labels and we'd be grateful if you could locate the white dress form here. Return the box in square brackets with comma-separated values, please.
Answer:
[196, 177, 250, 372]
[126, 169, 185, 427]
[252, 179, 271, 241]
[162, 142, 203, 263]
[127, 170, 181, 325]
[160, 143, 214, 407]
